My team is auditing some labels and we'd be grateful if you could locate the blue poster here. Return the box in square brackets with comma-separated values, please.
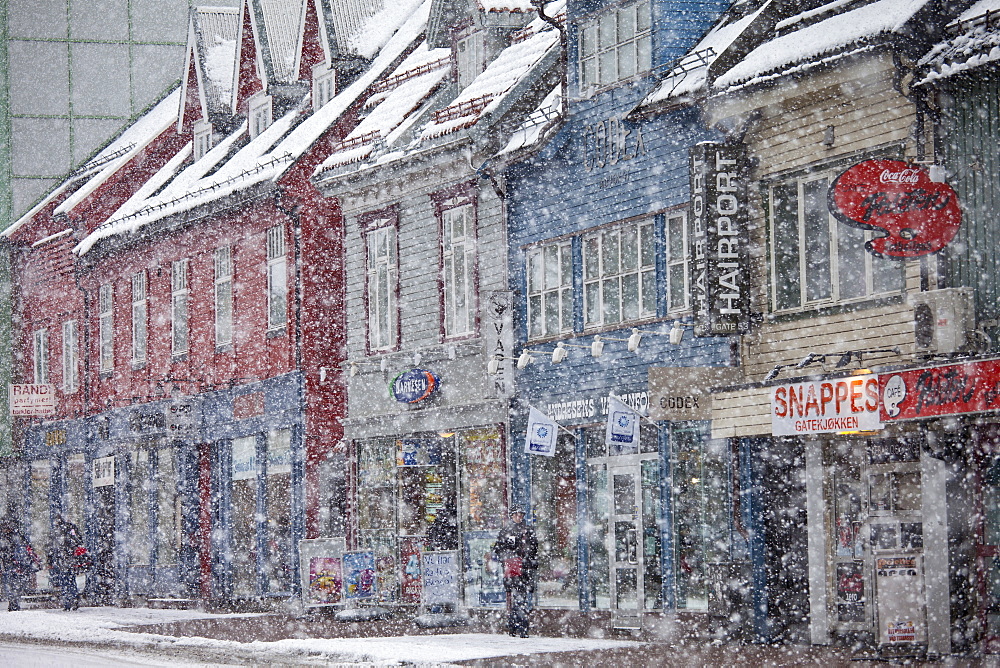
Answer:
[343, 551, 377, 600]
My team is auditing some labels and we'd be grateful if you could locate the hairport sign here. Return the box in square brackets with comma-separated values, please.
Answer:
[689, 142, 751, 337]
[771, 375, 883, 436]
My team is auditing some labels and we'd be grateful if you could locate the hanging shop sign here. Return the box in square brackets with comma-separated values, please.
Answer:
[648, 367, 741, 421]
[9, 383, 57, 417]
[829, 159, 961, 258]
[771, 375, 882, 436]
[390, 368, 440, 404]
[484, 291, 514, 399]
[881, 357, 1000, 421]
[92, 456, 115, 487]
[688, 142, 751, 337]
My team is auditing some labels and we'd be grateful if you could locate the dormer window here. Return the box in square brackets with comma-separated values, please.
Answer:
[193, 120, 214, 161]
[312, 64, 336, 111]
[249, 92, 273, 138]
[455, 29, 484, 89]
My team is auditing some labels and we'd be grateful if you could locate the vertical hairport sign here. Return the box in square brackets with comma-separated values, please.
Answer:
[689, 142, 750, 337]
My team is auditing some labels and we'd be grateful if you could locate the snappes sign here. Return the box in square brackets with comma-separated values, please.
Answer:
[771, 375, 883, 436]
[828, 159, 961, 258]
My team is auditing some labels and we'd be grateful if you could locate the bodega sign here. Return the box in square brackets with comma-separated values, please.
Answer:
[829, 159, 961, 258]
[689, 142, 750, 336]
[390, 368, 440, 404]
[771, 375, 882, 436]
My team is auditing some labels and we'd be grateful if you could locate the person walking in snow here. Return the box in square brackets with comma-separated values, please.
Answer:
[492, 507, 538, 637]
[50, 514, 90, 611]
[0, 513, 41, 611]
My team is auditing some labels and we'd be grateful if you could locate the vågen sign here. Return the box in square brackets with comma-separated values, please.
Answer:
[390, 368, 440, 404]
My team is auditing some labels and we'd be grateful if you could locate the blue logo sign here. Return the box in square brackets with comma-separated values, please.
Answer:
[390, 368, 440, 404]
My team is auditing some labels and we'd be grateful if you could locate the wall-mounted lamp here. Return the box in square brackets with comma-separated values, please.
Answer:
[591, 334, 631, 357]
[627, 328, 671, 352]
[822, 125, 835, 147]
[764, 347, 902, 381]
[668, 320, 695, 345]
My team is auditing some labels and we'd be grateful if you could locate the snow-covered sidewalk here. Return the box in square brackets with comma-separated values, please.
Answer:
[0, 607, 641, 665]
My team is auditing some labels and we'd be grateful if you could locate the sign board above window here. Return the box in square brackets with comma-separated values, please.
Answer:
[828, 159, 962, 258]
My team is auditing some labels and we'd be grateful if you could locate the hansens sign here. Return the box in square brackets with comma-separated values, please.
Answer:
[689, 142, 750, 337]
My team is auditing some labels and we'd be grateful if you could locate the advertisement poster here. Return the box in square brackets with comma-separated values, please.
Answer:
[298, 538, 346, 607]
[421, 550, 459, 606]
[397, 438, 442, 466]
[836, 562, 865, 622]
[400, 538, 423, 604]
[343, 551, 377, 600]
[464, 531, 504, 608]
[875, 555, 927, 645]
[462, 430, 505, 531]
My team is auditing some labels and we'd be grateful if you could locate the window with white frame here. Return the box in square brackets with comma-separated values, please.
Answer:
[769, 172, 903, 312]
[583, 219, 656, 328]
[172, 259, 189, 355]
[579, 0, 652, 91]
[267, 225, 287, 331]
[665, 211, 689, 314]
[193, 120, 213, 161]
[438, 194, 477, 338]
[132, 271, 147, 365]
[33, 329, 48, 385]
[456, 29, 484, 89]
[249, 92, 273, 139]
[363, 211, 398, 352]
[99, 284, 113, 373]
[62, 320, 78, 393]
[215, 246, 233, 346]
[312, 64, 336, 110]
[527, 241, 573, 340]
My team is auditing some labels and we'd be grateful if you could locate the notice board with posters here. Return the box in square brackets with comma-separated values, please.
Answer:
[875, 555, 927, 645]
[299, 538, 347, 607]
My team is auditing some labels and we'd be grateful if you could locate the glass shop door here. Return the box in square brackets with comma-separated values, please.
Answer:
[608, 457, 660, 629]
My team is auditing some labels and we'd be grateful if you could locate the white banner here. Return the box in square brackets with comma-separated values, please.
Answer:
[9, 384, 56, 416]
[771, 374, 883, 436]
[606, 394, 640, 448]
[524, 406, 557, 457]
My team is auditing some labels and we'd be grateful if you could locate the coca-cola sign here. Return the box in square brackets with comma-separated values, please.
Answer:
[828, 159, 961, 258]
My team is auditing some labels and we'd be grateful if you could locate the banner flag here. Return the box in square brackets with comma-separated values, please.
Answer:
[524, 406, 558, 457]
[606, 394, 640, 448]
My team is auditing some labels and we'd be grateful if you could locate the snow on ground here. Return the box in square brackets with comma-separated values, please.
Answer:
[0, 607, 641, 666]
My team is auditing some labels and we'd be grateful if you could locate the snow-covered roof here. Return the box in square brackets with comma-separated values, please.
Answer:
[343, 0, 427, 59]
[715, 0, 931, 90]
[195, 6, 239, 115]
[478, 0, 535, 12]
[498, 84, 563, 156]
[918, 0, 1000, 84]
[74, 0, 434, 256]
[2, 88, 183, 239]
[319, 45, 451, 171]
[640, 5, 765, 107]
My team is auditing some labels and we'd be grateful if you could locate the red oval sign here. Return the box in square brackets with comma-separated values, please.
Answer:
[828, 159, 961, 258]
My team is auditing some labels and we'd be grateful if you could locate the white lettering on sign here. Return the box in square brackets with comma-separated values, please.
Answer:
[771, 375, 882, 436]
[879, 168, 921, 184]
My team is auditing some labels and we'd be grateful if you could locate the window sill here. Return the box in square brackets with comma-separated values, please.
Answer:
[768, 292, 905, 323]
[215, 343, 234, 355]
[171, 352, 189, 362]
[267, 327, 287, 339]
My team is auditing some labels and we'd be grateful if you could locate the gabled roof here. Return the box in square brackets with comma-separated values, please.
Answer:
[250, 0, 309, 85]
[193, 6, 240, 117]
[918, 0, 1000, 83]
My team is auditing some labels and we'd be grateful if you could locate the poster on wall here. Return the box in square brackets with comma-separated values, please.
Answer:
[298, 538, 346, 607]
[688, 142, 751, 337]
[421, 550, 460, 607]
[9, 384, 57, 416]
[875, 555, 928, 645]
[829, 159, 961, 258]
[397, 438, 442, 466]
[343, 551, 377, 600]
[463, 430, 505, 531]
[464, 531, 505, 608]
[400, 537, 424, 604]
[836, 562, 866, 622]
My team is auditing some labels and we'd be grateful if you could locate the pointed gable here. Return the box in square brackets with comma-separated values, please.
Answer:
[298, 0, 327, 79]
[251, 0, 308, 85]
[179, 42, 204, 135]
[194, 6, 239, 119]
[233, 0, 265, 115]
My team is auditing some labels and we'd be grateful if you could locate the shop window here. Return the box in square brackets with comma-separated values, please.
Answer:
[129, 449, 152, 567]
[265, 429, 293, 593]
[356, 438, 397, 602]
[671, 426, 730, 610]
[317, 453, 347, 538]
[526, 241, 573, 340]
[588, 462, 610, 609]
[460, 429, 506, 532]
[769, 173, 902, 312]
[435, 186, 477, 339]
[63, 454, 86, 531]
[578, 0, 651, 91]
[155, 449, 181, 567]
[531, 433, 578, 608]
[33, 328, 49, 384]
[231, 435, 258, 596]
[171, 259, 189, 356]
[215, 246, 233, 347]
[29, 460, 51, 578]
[132, 271, 147, 365]
[99, 284, 113, 373]
[62, 320, 78, 393]
[666, 211, 689, 314]
[362, 208, 399, 352]
[583, 219, 655, 328]
[267, 225, 287, 331]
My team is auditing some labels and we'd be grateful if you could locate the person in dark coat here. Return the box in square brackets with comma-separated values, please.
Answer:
[492, 508, 538, 637]
[50, 515, 88, 611]
[0, 514, 40, 611]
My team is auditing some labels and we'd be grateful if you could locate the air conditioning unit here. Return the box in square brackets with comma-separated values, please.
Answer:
[909, 287, 976, 355]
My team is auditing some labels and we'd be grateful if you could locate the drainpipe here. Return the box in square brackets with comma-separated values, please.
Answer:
[531, 0, 567, 96]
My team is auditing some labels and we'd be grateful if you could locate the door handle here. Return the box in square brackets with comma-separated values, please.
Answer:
[627, 528, 638, 564]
